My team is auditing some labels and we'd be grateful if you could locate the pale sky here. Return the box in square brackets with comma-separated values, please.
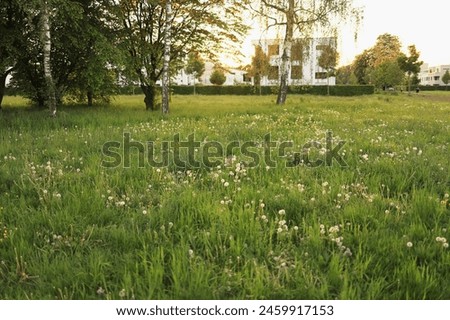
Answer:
[236, 0, 450, 67]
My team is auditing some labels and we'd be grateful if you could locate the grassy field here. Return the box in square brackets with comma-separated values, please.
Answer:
[0, 93, 449, 299]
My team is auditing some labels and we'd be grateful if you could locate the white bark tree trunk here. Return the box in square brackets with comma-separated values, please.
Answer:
[276, 0, 294, 105]
[162, 0, 172, 114]
[41, 0, 56, 116]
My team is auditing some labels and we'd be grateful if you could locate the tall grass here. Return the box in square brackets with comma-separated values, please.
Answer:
[0, 93, 449, 299]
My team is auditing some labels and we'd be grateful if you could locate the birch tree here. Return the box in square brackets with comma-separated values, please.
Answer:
[161, 0, 171, 114]
[40, 0, 57, 116]
[251, 0, 362, 105]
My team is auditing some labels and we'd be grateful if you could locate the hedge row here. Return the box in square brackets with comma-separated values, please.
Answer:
[171, 85, 375, 96]
[417, 85, 450, 91]
[4, 84, 375, 97]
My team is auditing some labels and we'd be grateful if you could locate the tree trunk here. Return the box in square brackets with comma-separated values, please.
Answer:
[41, 1, 57, 116]
[327, 73, 330, 96]
[276, 0, 294, 105]
[407, 74, 411, 95]
[87, 88, 93, 106]
[0, 73, 7, 110]
[161, 0, 172, 114]
[193, 74, 196, 95]
[141, 84, 156, 110]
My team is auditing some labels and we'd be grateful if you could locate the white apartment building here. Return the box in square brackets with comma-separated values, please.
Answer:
[419, 64, 450, 86]
[253, 37, 337, 86]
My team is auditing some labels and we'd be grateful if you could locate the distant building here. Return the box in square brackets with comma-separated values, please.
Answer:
[419, 64, 450, 86]
[253, 37, 337, 86]
[173, 61, 250, 86]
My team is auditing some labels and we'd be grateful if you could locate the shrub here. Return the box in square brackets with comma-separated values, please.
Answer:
[209, 69, 226, 86]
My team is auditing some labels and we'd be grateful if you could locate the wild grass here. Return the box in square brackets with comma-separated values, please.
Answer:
[0, 92, 449, 299]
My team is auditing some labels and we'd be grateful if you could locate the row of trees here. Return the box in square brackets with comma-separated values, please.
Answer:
[1, 0, 249, 113]
[1, 0, 362, 114]
[337, 33, 424, 93]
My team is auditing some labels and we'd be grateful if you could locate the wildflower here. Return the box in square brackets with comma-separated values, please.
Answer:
[188, 249, 194, 257]
[436, 237, 447, 243]
[278, 209, 286, 216]
[406, 242, 413, 248]
[444, 243, 449, 249]
[223, 182, 229, 187]
[142, 210, 147, 215]
[119, 289, 126, 298]
[96, 287, 105, 295]
[343, 248, 352, 257]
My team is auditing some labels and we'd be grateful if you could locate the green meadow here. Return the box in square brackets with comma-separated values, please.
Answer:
[0, 93, 449, 299]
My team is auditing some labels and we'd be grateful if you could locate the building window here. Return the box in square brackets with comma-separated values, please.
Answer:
[315, 72, 327, 79]
[268, 66, 279, 80]
[268, 44, 279, 56]
[316, 45, 328, 50]
[434, 76, 440, 81]
[291, 42, 303, 61]
[291, 65, 302, 80]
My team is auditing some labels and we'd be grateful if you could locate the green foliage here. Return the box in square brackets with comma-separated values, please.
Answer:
[353, 50, 372, 85]
[442, 70, 450, 86]
[249, 45, 270, 87]
[371, 33, 402, 67]
[318, 43, 339, 95]
[398, 45, 423, 93]
[318, 44, 339, 72]
[352, 33, 403, 85]
[336, 65, 357, 85]
[185, 52, 205, 80]
[418, 85, 450, 91]
[371, 61, 405, 89]
[8, 0, 120, 107]
[209, 68, 227, 86]
[170, 85, 374, 96]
